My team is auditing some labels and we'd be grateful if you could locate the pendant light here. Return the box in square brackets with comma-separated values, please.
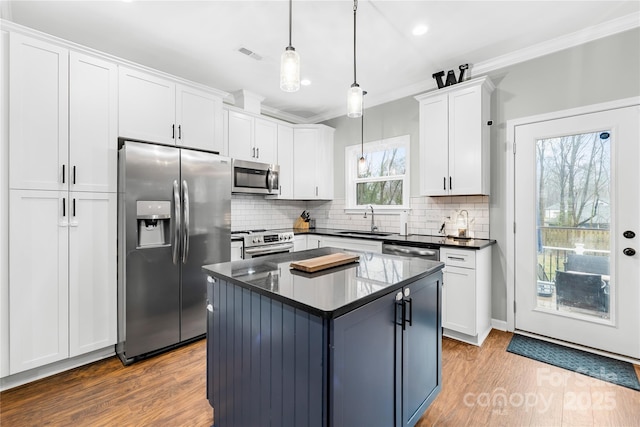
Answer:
[280, 0, 300, 92]
[358, 91, 367, 174]
[347, 0, 363, 118]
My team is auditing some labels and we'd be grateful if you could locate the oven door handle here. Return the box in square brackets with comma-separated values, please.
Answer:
[244, 243, 294, 255]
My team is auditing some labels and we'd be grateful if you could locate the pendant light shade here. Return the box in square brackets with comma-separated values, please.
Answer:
[347, 0, 363, 118]
[280, 0, 300, 92]
[280, 47, 300, 92]
[348, 84, 363, 118]
[358, 91, 367, 174]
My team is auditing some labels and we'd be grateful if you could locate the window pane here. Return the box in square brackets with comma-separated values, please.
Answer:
[357, 180, 403, 205]
[536, 130, 611, 320]
[358, 147, 406, 179]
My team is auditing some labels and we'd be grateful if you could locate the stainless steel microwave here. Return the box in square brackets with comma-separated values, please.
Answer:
[231, 159, 279, 195]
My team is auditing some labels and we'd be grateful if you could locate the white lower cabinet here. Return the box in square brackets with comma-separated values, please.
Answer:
[293, 235, 307, 252]
[231, 240, 243, 261]
[441, 246, 491, 346]
[307, 235, 323, 250]
[321, 236, 382, 253]
[8, 190, 116, 374]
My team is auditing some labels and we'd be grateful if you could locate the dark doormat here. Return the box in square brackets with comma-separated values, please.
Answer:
[507, 334, 640, 391]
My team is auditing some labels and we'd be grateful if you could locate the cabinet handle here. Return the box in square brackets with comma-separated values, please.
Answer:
[62, 197, 66, 217]
[404, 297, 413, 327]
[443, 177, 446, 191]
[315, 186, 318, 197]
[279, 185, 282, 196]
[172, 124, 175, 139]
[449, 176, 452, 190]
[72, 198, 76, 217]
[62, 164, 66, 184]
[448, 256, 465, 261]
[178, 125, 182, 140]
[73, 166, 76, 184]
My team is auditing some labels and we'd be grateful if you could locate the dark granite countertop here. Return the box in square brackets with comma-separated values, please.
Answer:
[203, 247, 444, 319]
[281, 227, 496, 250]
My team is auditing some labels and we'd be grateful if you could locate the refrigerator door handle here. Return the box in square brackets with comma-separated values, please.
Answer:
[173, 180, 181, 265]
[182, 180, 190, 263]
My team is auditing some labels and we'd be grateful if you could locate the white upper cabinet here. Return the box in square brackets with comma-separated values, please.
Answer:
[293, 125, 334, 200]
[271, 124, 294, 199]
[69, 52, 118, 193]
[227, 110, 277, 164]
[9, 35, 117, 193]
[119, 67, 175, 145]
[416, 76, 494, 196]
[176, 84, 224, 153]
[9, 34, 69, 191]
[119, 67, 224, 152]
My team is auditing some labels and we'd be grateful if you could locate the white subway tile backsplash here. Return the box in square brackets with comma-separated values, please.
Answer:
[231, 194, 491, 239]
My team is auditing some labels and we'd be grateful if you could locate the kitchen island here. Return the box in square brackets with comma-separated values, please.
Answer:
[203, 247, 444, 427]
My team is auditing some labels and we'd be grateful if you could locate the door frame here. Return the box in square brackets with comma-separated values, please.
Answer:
[505, 96, 640, 333]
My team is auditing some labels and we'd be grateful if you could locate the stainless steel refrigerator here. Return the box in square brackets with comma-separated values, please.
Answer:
[116, 139, 231, 364]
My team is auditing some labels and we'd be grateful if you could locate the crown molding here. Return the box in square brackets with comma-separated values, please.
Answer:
[309, 11, 640, 124]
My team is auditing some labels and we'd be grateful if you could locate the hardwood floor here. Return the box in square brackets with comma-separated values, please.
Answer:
[1, 330, 639, 426]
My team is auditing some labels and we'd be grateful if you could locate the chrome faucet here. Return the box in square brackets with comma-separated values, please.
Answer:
[368, 205, 378, 233]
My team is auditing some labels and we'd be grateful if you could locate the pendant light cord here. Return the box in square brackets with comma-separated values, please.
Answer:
[288, 0, 293, 48]
[353, 0, 358, 85]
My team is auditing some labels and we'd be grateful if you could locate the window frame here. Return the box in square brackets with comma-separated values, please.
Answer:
[345, 134, 411, 213]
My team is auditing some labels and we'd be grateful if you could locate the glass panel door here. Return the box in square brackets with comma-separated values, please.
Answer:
[536, 131, 611, 320]
[514, 105, 639, 359]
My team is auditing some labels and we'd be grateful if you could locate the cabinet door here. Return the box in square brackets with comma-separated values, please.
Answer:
[419, 94, 448, 196]
[254, 117, 277, 164]
[118, 67, 175, 145]
[176, 84, 223, 153]
[293, 128, 318, 199]
[316, 128, 334, 199]
[442, 265, 476, 335]
[227, 110, 254, 161]
[448, 85, 483, 195]
[293, 235, 307, 252]
[275, 124, 294, 198]
[68, 192, 116, 357]
[402, 274, 441, 426]
[9, 34, 68, 191]
[332, 290, 396, 427]
[9, 190, 69, 374]
[307, 235, 322, 249]
[231, 241, 243, 261]
[69, 52, 117, 193]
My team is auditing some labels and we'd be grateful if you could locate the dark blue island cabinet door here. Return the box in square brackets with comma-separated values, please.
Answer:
[331, 273, 442, 427]
[402, 273, 442, 427]
[331, 290, 397, 427]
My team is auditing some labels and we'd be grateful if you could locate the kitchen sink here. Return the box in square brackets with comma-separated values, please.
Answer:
[337, 231, 393, 237]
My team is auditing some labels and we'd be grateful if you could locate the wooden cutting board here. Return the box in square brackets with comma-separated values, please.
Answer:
[290, 253, 360, 273]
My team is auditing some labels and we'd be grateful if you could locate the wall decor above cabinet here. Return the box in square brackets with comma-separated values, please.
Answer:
[415, 76, 494, 196]
[119, 67, 225, 153]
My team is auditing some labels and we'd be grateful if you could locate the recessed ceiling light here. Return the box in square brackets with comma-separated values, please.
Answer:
[301, 79, 311, 86]
[412, 25, 428, 36]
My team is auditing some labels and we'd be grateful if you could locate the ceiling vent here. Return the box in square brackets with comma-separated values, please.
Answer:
[237, 47, 263, 61]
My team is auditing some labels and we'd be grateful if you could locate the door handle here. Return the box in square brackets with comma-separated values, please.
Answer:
[172, 180, 181, 265]
[72, 198, 76, 217]
[623, 248, 636, 256]
[62, 164, 66, 184]
[178, 125, 182, 140]
[404, 297, 413, 327]
[62, 197, 66, 217]
[449, 176, 452, 190]
[172, 124, 175, 139]
[73, 166, 76, 185]
[182, 180, 190, 263]
[443, 177, 446, 191]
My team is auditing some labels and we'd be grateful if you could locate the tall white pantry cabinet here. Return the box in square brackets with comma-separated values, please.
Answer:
[5, 34, 117, 375]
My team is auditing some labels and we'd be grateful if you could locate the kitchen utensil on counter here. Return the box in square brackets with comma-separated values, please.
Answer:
[294, 210, 310, 230]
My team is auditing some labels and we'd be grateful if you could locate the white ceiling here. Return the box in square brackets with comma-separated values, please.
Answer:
[3, 1, 639, 123]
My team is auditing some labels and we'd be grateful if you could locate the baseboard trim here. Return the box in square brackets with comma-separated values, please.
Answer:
[491, 318, 508, 331]
[0, 346, 115, 391]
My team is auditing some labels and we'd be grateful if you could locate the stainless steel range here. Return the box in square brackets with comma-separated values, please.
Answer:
[231, 230, 294, 259]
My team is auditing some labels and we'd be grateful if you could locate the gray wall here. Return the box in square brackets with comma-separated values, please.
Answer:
[324, 28, 640, 322]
